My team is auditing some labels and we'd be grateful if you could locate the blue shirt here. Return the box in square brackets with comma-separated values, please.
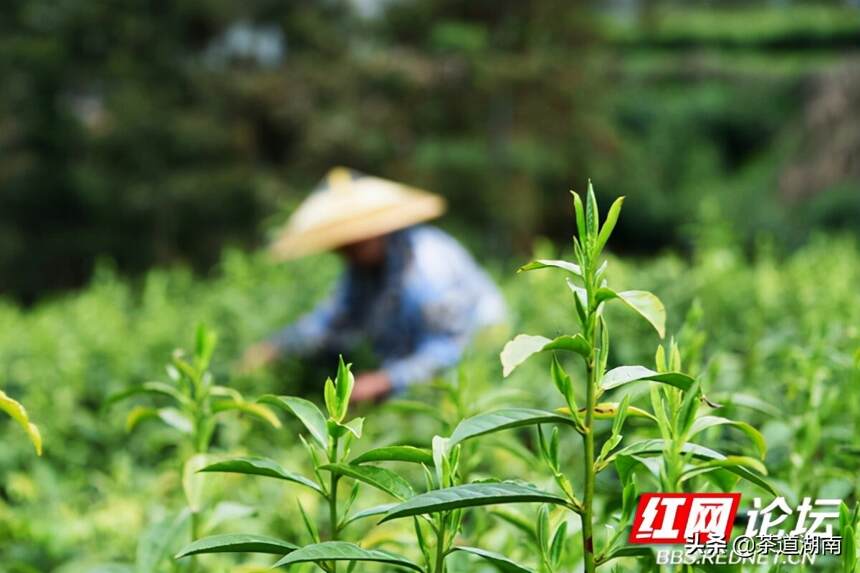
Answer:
[269, 226, 507, 391]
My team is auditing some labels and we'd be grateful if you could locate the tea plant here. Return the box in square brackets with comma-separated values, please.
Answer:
[110, 324, 280, 571]
[841, 502, 859, 573]
[176, 357, 432, 571]
[372, 184, 772, 572]
[0, 389, 41, 456]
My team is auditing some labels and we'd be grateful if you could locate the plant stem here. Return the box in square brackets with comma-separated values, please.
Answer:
[434, 514, 447, 573]
[188, 511, 201, 573]
[582, 359, 597, 573]
[581, 256, 598, 573]
[328, 434, 340, 573]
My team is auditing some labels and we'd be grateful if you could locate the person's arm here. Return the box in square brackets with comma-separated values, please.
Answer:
[267, 294, 344, 356]
[383, 332, 464, 393]
[240, 280, 350, 372]
[349, 334, 463, 403]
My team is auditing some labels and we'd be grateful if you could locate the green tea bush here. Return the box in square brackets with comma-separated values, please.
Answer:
[0, 198, 858, 571]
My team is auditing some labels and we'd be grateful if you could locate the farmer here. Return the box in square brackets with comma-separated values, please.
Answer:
[241, 167, 507, 403]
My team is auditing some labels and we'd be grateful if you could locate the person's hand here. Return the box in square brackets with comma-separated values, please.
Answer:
[350, 370, 393, 404]
[238, 341, 279, 374]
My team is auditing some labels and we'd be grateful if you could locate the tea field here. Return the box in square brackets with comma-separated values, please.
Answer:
[1, 223, 859, 572]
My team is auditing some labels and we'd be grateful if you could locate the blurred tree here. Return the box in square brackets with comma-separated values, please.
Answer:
[1, 0, 858, 301]
[0, 0, 601, 301]
[0, 0, 360, 302]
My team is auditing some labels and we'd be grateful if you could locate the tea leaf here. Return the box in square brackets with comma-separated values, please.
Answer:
[156, 408, 193, 434]
[199, 457, 323, 494]
[585, 180, 599, 242]
[351, 446, 433, 466]
[517, 259, 582, 277]
[612, 439, 776, 494]
[324, 377, 338, 421]
[549, 521, 568, 566]
[676, 380, 701, 438]
[571, 191, 586, 244]
[297, 500, 320, 543]
[452, 546, 535, 573]
[182, 453, 210, 512]
[320, 463, 414, 500]
[259, 395, 328, 449]
[335, 355, 354, 420]
[601, 366, 694, 392]
[380, 483, 568, 522]
[501, 334, 590, 377]
[125, 406, 158, 432]
[689, 416, 767, 458]
[597, 545, 654, 565]
[843, 525, 856, 573]
[272, 541, 423, 571]
[176, 533, 297, 557]
[594, 196, 624, 255]
[342, 503, 399, 527]
[550, 356, 581, 426]
[0, 390, 42, 455]
[557, 403, 657, 423]
[212, 400, 282, 428]
[680, 456, 768, 481]
[449, 408, 580, 449]
[193, 324, 217, 371]
[600, 290, 666, 338]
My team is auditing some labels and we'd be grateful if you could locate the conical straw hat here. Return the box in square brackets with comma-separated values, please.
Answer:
[271, 167, 447, 260]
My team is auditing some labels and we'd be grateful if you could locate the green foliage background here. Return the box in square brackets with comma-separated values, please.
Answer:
[1, 232, 859, 570]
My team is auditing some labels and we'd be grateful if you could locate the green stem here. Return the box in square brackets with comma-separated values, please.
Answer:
[581, 258, 598, 573]
[434, 514, 447, 573]
[188, 511, 201, 573]
[582, 360, 597, 573]
[328, 434, 341, 573]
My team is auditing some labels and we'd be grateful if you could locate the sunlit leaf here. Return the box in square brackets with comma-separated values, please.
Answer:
[212, 400, 282, 428]
[558, 403, 657, 423]
[0, 390, 42, 455]
[501, 334, 590, 377]
[594, 196, 624, 255]
[601, 366, 694, 392]
[259, 395, 328, 448]
[157, 408, 194, 434]
[183, 453, 211, 512]
[599, 290, 666, 338]
[517, 259, 582, 277]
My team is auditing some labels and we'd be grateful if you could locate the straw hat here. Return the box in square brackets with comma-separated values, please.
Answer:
[271, 167, 447, 260]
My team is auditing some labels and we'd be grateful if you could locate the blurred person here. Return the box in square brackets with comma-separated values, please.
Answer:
[241, 167, 507, 403]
